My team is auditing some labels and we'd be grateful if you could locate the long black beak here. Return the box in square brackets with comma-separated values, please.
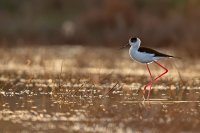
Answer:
[119, 43, 129, 50]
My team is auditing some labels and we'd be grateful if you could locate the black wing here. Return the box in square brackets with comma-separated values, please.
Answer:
[138, 47, 173, 57]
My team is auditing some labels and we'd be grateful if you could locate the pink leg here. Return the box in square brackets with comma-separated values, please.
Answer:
[147, 64, 154, 99]
[143, 64, 153, 98]
[144, 61, 169, 99]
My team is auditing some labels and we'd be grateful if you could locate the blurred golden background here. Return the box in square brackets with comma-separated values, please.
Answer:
[1, 1, 200, 133]
[0, 0, 200, 54]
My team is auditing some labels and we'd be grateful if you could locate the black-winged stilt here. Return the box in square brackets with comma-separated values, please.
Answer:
[122, 37, 175, 99]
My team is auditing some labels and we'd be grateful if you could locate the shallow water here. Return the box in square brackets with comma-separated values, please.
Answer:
[0, 46, 200, 133]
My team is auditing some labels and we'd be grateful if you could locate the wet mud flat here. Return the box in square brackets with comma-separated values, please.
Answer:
[0, 46, 200, 133]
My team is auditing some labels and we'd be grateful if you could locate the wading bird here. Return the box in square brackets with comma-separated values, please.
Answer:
[121, 37, 175, 99]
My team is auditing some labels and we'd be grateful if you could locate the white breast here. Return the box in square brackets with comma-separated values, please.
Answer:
[129, 47, 160, 63]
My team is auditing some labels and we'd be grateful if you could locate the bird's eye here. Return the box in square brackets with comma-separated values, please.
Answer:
[130, 37, 137, 43]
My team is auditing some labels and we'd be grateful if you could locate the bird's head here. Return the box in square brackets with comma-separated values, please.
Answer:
[129, 37, 141, 49]
[119, 37, 141, 49]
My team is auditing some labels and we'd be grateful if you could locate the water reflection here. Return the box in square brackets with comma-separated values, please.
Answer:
[0, 46, 200, 132]
[0, 76, 200, 132]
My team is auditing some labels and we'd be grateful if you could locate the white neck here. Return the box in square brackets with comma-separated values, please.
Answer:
[131, 41, 141, 50]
